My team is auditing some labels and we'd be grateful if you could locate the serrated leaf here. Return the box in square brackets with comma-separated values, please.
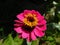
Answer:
[14, 35, 23, 45]
[3, 34, 15, 45]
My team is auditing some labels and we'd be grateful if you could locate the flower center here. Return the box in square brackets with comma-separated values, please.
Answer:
[22, 25, 35, 32]
[23, 13, 38, 27]
[27, 17, 35, 22]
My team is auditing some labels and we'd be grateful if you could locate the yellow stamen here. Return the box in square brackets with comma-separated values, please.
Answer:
[23, 13, 38, 27]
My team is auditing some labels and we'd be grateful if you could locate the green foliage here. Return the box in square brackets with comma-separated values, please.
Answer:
[0, 27, 4, 31]
[53, 23, 60, 30]
[14, 35, 23, 45]
[46, 36, 55, 41]
[46, 41, 56, 45]
[0, 39, 3, 45]
[3, 34, 15, 45]
[31, 38, 40, 45]
[0, 34, 23, 45]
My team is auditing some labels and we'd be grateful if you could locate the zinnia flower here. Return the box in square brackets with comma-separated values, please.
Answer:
[14, 10, 47, 42]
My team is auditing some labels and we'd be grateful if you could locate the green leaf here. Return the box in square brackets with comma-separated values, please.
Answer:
[50, 42, 56, 45]
[47, 36, 54, 41]
[46, 41, 56, 45]
[31, 38, 40, 45]
[55, 37, 60, 43]
[0, 39, 3, 45]
[0, 27, 4, 31]
[14, 35, 23, 45]
[3, 34, 15, 45]
[53, 23, 60, 30]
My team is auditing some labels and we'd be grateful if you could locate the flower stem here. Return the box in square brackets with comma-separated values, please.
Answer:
[27, 41, 32, 45]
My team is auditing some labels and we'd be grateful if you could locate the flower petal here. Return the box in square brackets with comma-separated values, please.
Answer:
[14, 20, 22, 23]
[22, 32, 29, 38]
[36, 25, 47, 31]
[34, 28, 45, 37]
[17, 13, 24, 21]
[14, 27, 22, 33]
[14, 23, 23, 27]
[14, 24, 20, 27]
[31, 31, 36, 40]
[24, 10, 32, 14]
[40, 25, 47, 31]
[26, 33, 31, 42]
[38, 20, 46, 26]
[35, 11, 44, 20]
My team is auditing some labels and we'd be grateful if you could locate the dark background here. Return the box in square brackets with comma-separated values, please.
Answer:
[0, 0, 54, 23]
[0, 0, 57, 36]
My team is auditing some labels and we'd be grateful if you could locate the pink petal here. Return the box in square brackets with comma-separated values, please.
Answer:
[37, 16, 44, 21]
[14, 20, 22, 23]
[38, 20, 46, 25]
[32, 10, 37, 14]
[17, 13, 24, 21]
[40, 25, 47, 31]
[35, 11, 44, 20]
[36, 11, 43, 16]
[22, 32, 29, 38]
[14, 24, 20, 27]
[14, 23, 23, 27]
[31, 31, 36, 40]
[31, 10, 44, 21]
[14, 27, 22, 33]
[26, 33, 31, 42]
[34, 28, 45, 37]
[36, 25, 47, 31]
[24, 10, 32, 14]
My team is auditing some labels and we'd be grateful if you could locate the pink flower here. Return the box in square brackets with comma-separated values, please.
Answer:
[14, 10, 47, 42]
